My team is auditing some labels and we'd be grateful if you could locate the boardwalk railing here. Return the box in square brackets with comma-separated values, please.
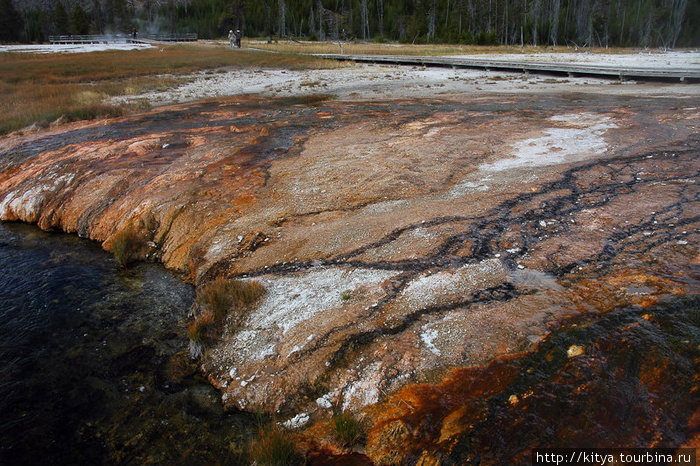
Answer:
[49, 33, 197, 44]
[49, 35, 112, 44]
[318, 53, 700, 83]
[143, 33, 198, 42]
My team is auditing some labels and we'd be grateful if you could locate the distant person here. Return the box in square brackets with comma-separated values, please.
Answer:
[132, 28, 137, 40]
[228, 29, 235, 48]
[235, 29, 242, 48]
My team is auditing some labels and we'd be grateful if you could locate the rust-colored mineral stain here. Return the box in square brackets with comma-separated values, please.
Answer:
[0, 95, 328, 275]
[367, 357, 521, 461]
[307, 449, 374, 466]
[1, 93, 697, 464]
[366, 297, 699, 464]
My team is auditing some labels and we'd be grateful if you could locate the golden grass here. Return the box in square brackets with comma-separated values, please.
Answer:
[111, 224, 146, 268]
[246, 39, 521, 56]
[0, 43, 333, 84]
[0, 43, 336, 134]
[243, 39, 643, 57]
[196, 276, 266, 321]
[248, 424, 303, 466]
[187, 309, 218, 344]
[188, 277, 266, 344]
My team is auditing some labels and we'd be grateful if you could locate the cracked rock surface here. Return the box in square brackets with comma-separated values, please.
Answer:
[1, 89, 698, 430]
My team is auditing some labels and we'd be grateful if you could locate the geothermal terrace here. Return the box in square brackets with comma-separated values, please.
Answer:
[0, 48, 698, 461]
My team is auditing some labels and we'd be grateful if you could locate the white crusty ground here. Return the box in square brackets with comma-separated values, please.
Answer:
[396, 258, 509, 312]
[109, 65, 610, 105]
[104, 49, 700, 107]
[0, 173, 75, 222]
[0, 43, 154, 54]
[451, 50, 700, 69]
[482, 113, 618, 172]
[246, 266, 399, 335]
[449, 112, 618, 198]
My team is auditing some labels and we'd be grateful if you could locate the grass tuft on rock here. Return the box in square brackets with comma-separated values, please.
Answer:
[111, 225, 145, 268]
[188, 277, 265, 347]
[333, 411, 365, 448]
[196, 277, 265, 324]
[248, 424, 303, 466]
[187, 310, 217, 344]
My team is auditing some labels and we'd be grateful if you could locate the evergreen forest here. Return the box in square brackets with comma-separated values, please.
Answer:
[2, 0, 698, 48]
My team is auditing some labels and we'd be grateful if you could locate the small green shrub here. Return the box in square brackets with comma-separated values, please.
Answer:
[248, 425, 303, 466]
[333, 411, 364, 448]
[111, 226, 145, 268]
[340, 290, 352, 301]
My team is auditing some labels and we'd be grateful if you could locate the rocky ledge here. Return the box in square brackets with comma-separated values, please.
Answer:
[1, 93, 698, 451]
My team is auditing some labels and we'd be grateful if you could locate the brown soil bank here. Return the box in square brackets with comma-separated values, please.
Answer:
[1, 92, 698, 462]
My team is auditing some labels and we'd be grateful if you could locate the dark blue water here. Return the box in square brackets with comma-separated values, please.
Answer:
[0, 222, 251, 465]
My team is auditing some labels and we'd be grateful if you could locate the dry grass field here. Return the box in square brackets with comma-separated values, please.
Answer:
[0, 42, 334, 135]
[243, 39, 642, 56]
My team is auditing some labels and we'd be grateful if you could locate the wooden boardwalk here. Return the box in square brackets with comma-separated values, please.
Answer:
[49, 33, 197, 45]
[318, 53, 700, 83]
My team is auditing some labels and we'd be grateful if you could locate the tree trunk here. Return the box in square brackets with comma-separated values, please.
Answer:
[532, 0, 541, 46]
[317, 0, 324, 40]
[309, 4, 315, 36]
[550, 0, 560, 46]
[428, 0, 436, 41]
[445, 0, 450, 30]
[361, 0, 369, 40]
[641, 8, 652, 48]
[458, 0, 462, 36]
[278, 0, 285, 38]
[670, 0, 687, 48]
[503, 0, 508, 45]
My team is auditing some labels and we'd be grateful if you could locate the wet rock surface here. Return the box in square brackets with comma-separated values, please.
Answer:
[365, 296, 700, 464]
[0, 222, 252, 465]
[1, 90, 698, 460]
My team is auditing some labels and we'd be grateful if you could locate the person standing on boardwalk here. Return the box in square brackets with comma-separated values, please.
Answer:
[235, 29, 242, 48]
[228, 29, 235, 48]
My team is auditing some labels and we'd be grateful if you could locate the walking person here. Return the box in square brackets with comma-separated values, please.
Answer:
[234, 29, 242, 48]
[228, 29, 235, 48]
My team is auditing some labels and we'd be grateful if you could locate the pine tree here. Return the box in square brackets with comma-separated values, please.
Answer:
[72, 4, 91, 35]
[92, 0, 105, 34]
[0, 0, 24, 42]
[55, 1, 70, 35]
